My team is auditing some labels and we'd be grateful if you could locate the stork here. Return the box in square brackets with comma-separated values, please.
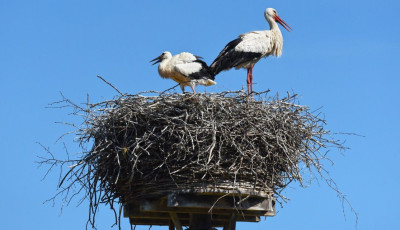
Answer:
[210, 8, 292, 95]
[151, 51, 216, 93]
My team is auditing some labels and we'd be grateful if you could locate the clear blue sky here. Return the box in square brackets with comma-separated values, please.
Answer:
[1, 0, 399, 229]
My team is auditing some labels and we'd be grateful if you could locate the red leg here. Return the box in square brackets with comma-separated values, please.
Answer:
[246, 68, 251, 94]
[250, 65, 254, 94]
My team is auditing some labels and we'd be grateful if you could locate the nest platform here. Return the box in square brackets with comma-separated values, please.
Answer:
[124, 186, 275, 229]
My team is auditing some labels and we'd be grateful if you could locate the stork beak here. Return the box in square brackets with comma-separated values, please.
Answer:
[150, 55, 163, 65]
[274, 15, 292, 32]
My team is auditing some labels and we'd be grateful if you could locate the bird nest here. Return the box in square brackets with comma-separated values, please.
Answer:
[41, 90, 345, 227]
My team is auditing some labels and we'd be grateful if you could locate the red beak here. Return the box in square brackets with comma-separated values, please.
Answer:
[274, 15, 292, 32]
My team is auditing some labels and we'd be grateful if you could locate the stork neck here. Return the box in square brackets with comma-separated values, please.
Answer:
[267, 17, 279, 31]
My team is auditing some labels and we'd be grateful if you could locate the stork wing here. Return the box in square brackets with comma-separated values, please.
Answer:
[175, 60, 214, 80]
[209, 38, 243, 74]
[210, 32, 273, 75]
[174, 62, 203, 78]
[235, 32, 273, 54]
[211, 31, 267, 64]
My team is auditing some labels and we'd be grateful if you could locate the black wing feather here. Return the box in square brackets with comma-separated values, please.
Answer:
[187, 59, 215, 80]
[210, 37, 262, 75]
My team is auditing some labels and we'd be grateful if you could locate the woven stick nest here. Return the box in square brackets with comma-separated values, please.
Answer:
[41, 90, 345, 227]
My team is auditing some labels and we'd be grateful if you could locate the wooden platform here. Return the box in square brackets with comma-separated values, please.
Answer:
[123, 190, 275, 229]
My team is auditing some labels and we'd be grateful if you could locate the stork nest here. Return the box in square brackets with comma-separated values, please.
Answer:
[41, 90, 345, 227]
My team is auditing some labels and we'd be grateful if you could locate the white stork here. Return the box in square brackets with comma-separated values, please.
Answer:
[151, 51, 216, 93]
[210, 8, 292, 94]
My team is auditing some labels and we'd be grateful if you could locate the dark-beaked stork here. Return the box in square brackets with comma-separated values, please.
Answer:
[210, 8, 292, 95]
[151, 51, 216, 93]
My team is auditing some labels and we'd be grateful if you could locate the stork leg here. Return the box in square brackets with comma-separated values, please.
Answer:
[190, 85, 196, 94]
[246, 68, 251, 94]
[180, 84, 185, 93]
[249, 65, 254, 95]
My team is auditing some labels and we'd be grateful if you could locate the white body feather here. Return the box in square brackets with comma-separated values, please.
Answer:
[232, 30, 283, 69]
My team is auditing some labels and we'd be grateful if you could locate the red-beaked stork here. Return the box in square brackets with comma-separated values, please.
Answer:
[151, 51, 216, 93]
[210, 8, 292, 94]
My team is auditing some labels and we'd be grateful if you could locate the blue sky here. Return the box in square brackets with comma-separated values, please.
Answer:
[1, 0, 399, 229]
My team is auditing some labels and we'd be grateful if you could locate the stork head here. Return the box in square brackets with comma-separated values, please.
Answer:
[264, 8, 292, 32]
[150, 51, 172, 65]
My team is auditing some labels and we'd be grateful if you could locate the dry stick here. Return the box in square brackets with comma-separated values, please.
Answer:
[97, 75, 124, 96]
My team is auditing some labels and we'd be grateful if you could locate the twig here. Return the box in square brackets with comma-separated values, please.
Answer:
[97, 75, 124, 96]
